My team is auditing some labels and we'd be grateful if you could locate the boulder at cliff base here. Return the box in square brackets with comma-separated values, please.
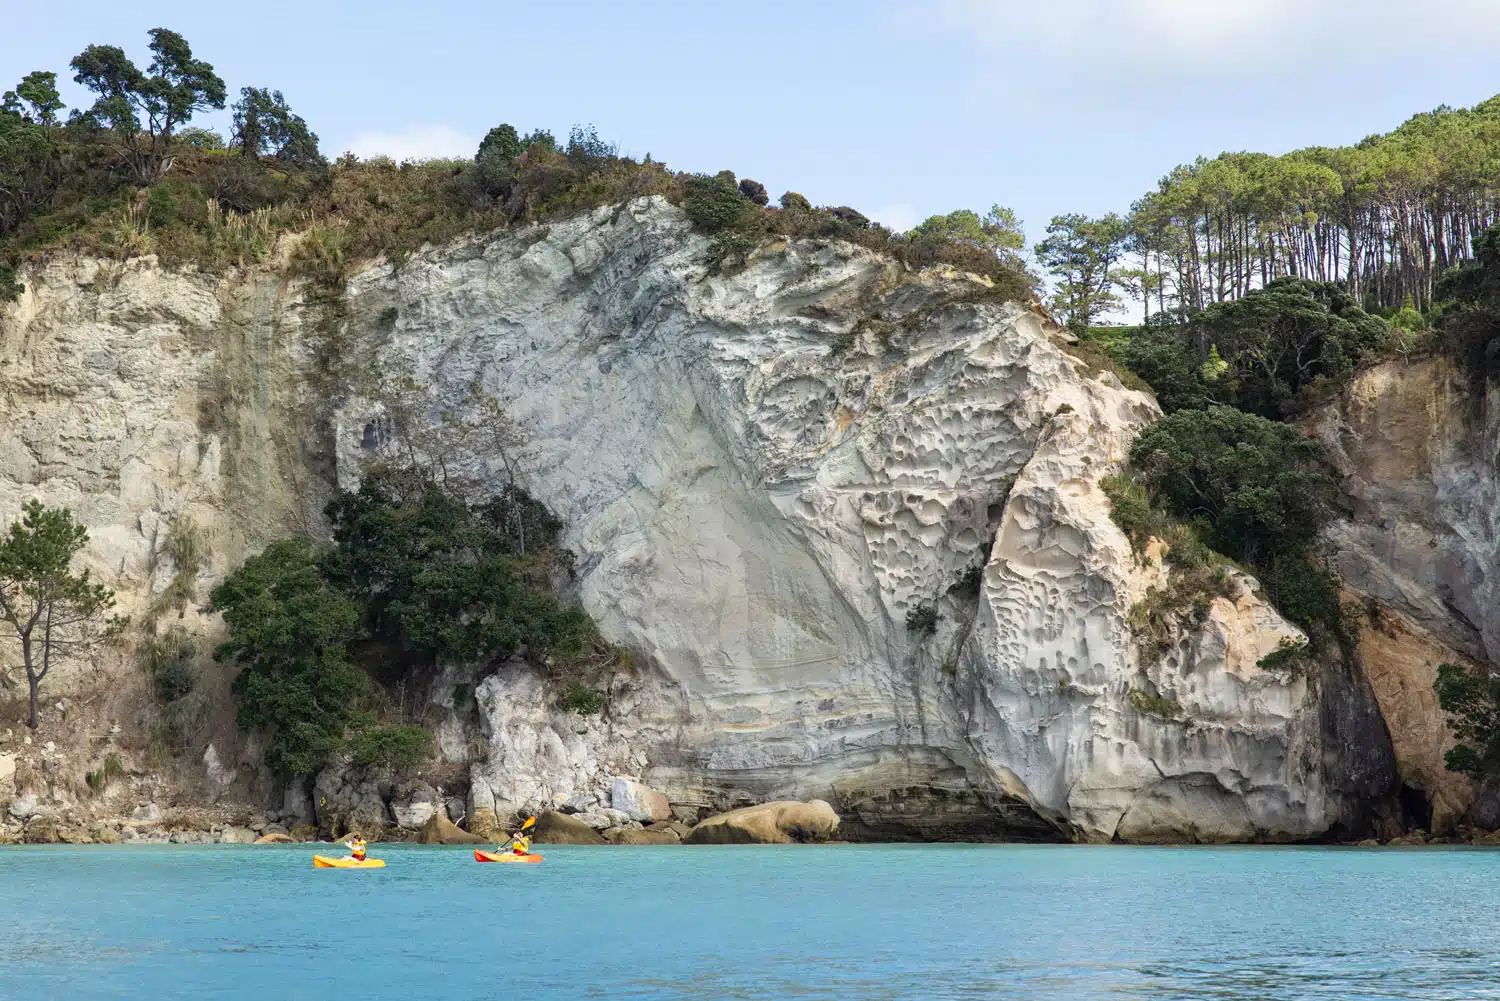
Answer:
[416, 813, 487, 845]
[687, 800, 840, 844]
[533, 810, 607, 845]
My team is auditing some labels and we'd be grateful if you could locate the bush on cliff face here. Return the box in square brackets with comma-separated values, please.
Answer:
[1131, 406, 1342, 564]
[320, 476, 596, 672]
[211, 538, 368, 775]
[1434, 662, 1500, 778]
[213, 472, 615, 776]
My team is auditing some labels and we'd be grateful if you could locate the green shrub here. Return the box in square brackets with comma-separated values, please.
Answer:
[738, 178, 769, 206]
[321, 478, 597, 671]
[1435, 661, 1500, 778]
[682, 172, 753, 233]
[707, 230, 756, 273]
[1256, 638, 1306, 671]
[906, 603, 939, 635]
[1128, 688, 1183, 719]
[346, 720, 432, 773]
[779, 191, 812, 213]
[1120, 407, 1351, 653]
[211, 536, 366, 776]
[0, 261, 21, 301]
[1130, 406, 1342, 565]
[1099, 474, 1163, 556]
[85, 753, 126, 793]
[1263, 548, 1349, 649]
[1117, 328, 1213, 413]
[139, 625, 197, 703]
[560, 681, 604, 715]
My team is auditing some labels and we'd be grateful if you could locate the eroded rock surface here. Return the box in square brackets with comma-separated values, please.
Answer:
[0, 196, 1403, 841]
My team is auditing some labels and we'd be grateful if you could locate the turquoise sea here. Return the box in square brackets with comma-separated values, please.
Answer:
[3, 843, 1500, 1000]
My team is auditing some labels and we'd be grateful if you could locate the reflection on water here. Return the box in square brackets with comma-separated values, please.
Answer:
[3, 844, 1500, 1000]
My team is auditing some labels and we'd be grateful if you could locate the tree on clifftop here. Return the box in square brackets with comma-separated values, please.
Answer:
[0, 501, 120, 729]
[1034, 212, 1128, 331]
[910, 206, 1026, 265]
[70, 28, 225, 181]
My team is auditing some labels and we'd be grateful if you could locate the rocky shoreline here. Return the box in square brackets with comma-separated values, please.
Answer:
[3, 769, 846, 847]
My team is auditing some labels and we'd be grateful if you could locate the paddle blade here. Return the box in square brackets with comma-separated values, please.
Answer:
[520, 815, 536, 832]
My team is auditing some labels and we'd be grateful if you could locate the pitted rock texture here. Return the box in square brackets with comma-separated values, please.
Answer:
[0, 196, 1397, 841]
[324, 196, 1384, 841]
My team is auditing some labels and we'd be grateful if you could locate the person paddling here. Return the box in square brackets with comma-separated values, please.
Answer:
[497, 815, 537, 857]
[347, 837, 368, 862]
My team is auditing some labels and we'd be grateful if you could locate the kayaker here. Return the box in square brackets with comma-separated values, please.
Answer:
[506, 832, 532, 856]
[348, 837, 368, 862]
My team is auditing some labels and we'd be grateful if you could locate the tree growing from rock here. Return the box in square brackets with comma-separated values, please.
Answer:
[1434, 662, 1500, 779]
[0, 501, 120, 729]
[211, 537, 367, 775]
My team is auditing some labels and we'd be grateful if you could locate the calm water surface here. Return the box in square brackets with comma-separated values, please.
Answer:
[2, 843, 1499, 1000]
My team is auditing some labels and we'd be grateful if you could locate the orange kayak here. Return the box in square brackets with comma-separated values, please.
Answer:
[474, 849, 543, 863]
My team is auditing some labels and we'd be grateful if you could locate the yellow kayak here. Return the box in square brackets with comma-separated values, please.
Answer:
[312, 854, 386, 869]
[474, 849, 543, 863]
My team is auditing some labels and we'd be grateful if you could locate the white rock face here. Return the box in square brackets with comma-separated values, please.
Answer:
[611, 777, 671, 823]
[389, 781, 442, 828]
[325, 197, 1387, 841]
[0, 196, 1398, 841]
[202, 744, 236, 789]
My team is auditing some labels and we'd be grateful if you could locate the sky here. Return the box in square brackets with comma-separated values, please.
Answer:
[7, 0, 1500, 305]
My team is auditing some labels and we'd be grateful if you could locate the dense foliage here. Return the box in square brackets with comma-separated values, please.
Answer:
[0, 28, 1034, 305]
[210, 538, 370, 775]
[1111, 277, 1391, 418]
[1127, 98, 1500, 316]
[1131, 407, 1342, 561]
[213, 477, 602, 777]
[1435, 222, 1500, 383]
[321, 478, 594, 672]
[1434, 662, 1500, 779]
[1117, 407, 1349, 651]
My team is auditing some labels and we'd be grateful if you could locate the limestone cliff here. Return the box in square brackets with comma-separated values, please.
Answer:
[1310, 357, 1500, 831]
[0, 197, 1400, 841]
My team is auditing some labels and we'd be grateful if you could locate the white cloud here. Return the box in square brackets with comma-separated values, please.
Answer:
[868, 203, 921, 232]
[917, 0, 1500, 68]
[344, 125, 476, 162]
